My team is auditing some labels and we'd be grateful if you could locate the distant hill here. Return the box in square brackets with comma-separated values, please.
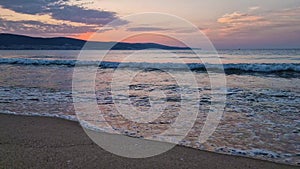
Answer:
[0, 33, 191, 50]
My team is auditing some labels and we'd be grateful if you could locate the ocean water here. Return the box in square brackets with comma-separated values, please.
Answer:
[0, 49, 299, 165]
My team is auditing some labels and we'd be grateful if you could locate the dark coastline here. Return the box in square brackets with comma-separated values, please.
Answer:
[0, 33, 192, 50]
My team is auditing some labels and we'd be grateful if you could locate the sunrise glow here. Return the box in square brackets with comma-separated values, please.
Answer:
[0, 0, 299, 48]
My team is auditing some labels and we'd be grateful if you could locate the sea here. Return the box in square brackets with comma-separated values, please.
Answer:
[0, 49, 299, 165]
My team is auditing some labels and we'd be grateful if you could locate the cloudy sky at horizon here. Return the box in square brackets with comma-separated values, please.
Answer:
[0, 0, 300, 49]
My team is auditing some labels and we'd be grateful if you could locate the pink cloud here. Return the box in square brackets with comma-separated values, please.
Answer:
[217, 12, 264, 24]
[216, 12, 269, 36]
[204, 7, 300, 48]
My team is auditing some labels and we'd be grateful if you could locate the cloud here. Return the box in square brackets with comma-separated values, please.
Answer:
[49, 5, 126, 25]
[126, 27, 169, 32]
[217, 12, 265, 24]
[0, 0, 51, 15]
[215, 12, 269, 36]
[173, 28, 200, 34]
[206, 7, 300, 48]
[249, 6, 260, 11]
[0, 18, 98, 36]
[216, 7, 300, 37]
[0, 0, 127, 26]
[213, 7, 300, 37]
[267, 7, 300, 28]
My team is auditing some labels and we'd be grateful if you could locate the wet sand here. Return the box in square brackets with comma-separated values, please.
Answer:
[0, 114, 298, 169]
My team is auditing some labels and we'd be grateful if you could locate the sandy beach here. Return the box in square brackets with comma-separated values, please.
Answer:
[1, 0, 300, 167]
[0, 114, 298, 169]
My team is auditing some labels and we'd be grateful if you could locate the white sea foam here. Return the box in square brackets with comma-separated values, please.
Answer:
[1, 110, 78, 121]
[1, 105, 298, 165]
[0, 58, 300, 73]
[215, 147, 294, 159]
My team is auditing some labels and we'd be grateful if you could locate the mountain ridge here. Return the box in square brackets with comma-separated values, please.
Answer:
[0, 33, 191, 50]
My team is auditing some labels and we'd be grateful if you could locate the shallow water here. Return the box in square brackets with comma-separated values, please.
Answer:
[0, 49, 299, 165]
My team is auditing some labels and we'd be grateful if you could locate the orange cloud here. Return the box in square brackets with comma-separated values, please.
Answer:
[217, 12, 263, 24]
[215, 12, 270, 37]
[202, 7, 300, 48]
[71, 32, 95, 40]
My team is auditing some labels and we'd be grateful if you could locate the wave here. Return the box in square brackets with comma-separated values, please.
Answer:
[0, 58, 300, 73]
[1, 110, 297, 166]
[1, 110, 78, 122]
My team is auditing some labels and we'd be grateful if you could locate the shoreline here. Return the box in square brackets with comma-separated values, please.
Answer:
[0, 114, 298, 169]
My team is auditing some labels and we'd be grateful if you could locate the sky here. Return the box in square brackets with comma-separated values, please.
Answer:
[0, 0, 300, 49]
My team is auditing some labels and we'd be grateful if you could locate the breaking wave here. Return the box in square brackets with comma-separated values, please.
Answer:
[0, 58, 300, 73]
